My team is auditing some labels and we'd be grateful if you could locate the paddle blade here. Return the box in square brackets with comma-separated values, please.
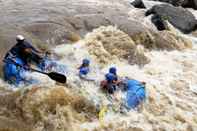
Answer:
[48, 72, 67, 83]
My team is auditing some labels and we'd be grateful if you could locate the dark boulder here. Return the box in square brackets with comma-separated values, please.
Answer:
[145, 4, 197, 33]
[182, 0, 197, 9]
[151, 14, 168, 31]
[149, 0, 197, 9]
[149, 0, 186, 6]
[130, 0, 146, 9]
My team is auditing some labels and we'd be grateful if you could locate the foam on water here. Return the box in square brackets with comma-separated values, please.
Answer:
[0, 26, 197, 131]
[53, 28, 197, 130]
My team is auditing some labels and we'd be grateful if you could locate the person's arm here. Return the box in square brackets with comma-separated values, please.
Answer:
[30, 45, 41, 53]
[24, 41, 41, 53]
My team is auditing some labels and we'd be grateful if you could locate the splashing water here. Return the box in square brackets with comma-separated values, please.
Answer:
[0, 26, 197, 131]
[58, 27, 197, 130]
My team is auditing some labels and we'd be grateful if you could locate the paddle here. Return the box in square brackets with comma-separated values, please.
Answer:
[3, 59, 67, 83]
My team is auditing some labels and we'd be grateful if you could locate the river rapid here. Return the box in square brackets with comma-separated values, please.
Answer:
[0, 0, 197, 131]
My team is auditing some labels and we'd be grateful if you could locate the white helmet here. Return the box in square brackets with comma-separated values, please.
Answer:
[16, 35, 25, 41]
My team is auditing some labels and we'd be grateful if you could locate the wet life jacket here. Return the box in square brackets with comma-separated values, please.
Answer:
[79, 67, 90, 76]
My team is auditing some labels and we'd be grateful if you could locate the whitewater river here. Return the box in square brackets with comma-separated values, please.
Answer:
[1, 27, 197, 131]
[0, 0, 197, 130]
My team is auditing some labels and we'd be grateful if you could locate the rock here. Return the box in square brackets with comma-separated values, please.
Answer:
[111, 18, 149, 37]
[151, 14, 169, 31]
[0, 0, 131, 63]
[110, 17, 156, 48]
[128, 9, 158, 30]
[149, 0, 187, 6]
[128, 24, 192, 50]
[0, 0, 193, 67]
[130, 0, 146, 9]
[110, 14, 192, 50]
[74, 14, 111, 31]
[143, 0, 165, 9]
[149, 0, 197, 9]
[23, 22, 81, 45]
[182, 0, 197, 9]
[195, 0, 197, 8]
[146, 4, 197, 33]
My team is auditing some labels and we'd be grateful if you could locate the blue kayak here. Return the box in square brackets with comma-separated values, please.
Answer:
[3, 57, 27, 86]
[125, 79, 146, 109]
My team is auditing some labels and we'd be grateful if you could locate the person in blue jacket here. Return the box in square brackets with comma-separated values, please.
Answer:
[79, 59, 90, 76]
[109, 67, 118, 81]
[103, 73, 118, 94]
[123, 79, 146, 109]
[101, 67, 121, 94]
[3, 35, 43, 86]
[4, 35, 43, 66]
[78, 59, 95, 81]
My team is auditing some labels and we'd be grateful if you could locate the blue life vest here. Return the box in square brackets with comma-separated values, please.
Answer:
[3, 57, 26, 86]
[105, 73, 116, 83]
[125, 80, 146, 109]
[79, 67, 90, 75]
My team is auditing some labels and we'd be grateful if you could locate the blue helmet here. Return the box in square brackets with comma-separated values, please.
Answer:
[105, 73, 116, 82]
[109, 67, 117, 75]
[82, 59, 90, 65]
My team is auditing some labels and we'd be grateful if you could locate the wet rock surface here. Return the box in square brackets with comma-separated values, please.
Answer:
[0, 0, 131, 64]
[131, 0, 146, 9]
[145, 4, 197, 34]
[0, 0, 193, 64]
[149, 0, 197, 9]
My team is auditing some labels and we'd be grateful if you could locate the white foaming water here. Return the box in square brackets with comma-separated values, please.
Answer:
[48, 31, 197, 130]
[0, 32, 197, 130]
[0, 28, 197, 130]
